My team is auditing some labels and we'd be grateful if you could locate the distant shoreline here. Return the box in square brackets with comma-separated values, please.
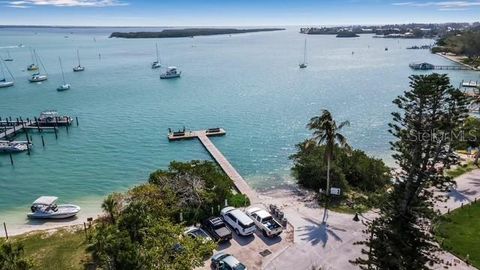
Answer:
[436, 53, 479, 71]
[109, 28, 285, 38]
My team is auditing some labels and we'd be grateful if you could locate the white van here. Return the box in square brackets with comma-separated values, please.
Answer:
[220, 206, 256, 236]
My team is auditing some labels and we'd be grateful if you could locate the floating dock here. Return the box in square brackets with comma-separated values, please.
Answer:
[0, 114, 74, 140]
[168, 128, 259, 203]
[409, 62, 476, 71]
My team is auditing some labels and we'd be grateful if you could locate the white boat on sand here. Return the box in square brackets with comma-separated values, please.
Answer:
[28, 196, 81, 219]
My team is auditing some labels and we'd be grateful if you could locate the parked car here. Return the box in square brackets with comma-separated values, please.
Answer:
[220, 206, 256, 236]
[245, 207, 283, 237]
[184, 226, 213, 242]
[211, 252, 247, 270]
[202, 216, 233, 242]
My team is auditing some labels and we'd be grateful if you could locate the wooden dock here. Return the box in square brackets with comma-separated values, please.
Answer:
[409, 62, 477, 71]
[0, 114, 74, 140]
[168, 128, 259, 203]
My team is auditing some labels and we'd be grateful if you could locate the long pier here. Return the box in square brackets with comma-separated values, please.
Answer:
[168, 128, 259, 204]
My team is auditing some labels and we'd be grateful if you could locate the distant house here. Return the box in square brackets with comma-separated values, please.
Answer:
[409, 62, 435, 70]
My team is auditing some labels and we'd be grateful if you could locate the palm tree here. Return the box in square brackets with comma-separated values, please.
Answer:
[307, 110, 350, 222]
[101, 194, 119, 224]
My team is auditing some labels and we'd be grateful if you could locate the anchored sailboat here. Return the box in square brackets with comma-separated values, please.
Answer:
[299, 38, 307, 69]
[0, 57, 14, 88]
[73, 49, 85, 72]
[28, 50, 48, 82]
[57, 57, 70, 91]
[3, 49, 13, 62]
[151, 43, 161, 69]
[27, 48, 39, 71]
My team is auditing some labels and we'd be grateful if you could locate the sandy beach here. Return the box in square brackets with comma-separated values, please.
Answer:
[436, 52, 479, 71]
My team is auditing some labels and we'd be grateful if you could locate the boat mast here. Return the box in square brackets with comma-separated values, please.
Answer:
[77, 49, 81, 66]
[0, 57, 14, 82]
[0, 59, 5, 80]
[36, 50, 47, 75]
[59, 57, 65, 84]
[155, 43, 159, 62]
[303, 38, 307, 64]
[30, 48, 35, 65]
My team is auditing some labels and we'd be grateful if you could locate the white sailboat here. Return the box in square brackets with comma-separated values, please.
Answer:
[151, 43, 161, 69]
[57, 57, 70, 91]
[299, 38, 307, 69]
[28, 49, 48, 82]
[27, 48, 39, 71]
[73, 49, 85, 72]
[0, 57, 14, 88]
[3, 49, 13, 62]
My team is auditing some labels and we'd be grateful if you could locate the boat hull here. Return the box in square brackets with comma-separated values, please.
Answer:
[73, 66, 85, 72]
[57, 84, 71, 91]
[29, 76, 48, 82]
[27, 204, 81, 219]
[0, 81, 14, 88]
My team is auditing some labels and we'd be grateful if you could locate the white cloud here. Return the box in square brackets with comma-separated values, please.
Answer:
[5, 0, 128, 8]
[392, 1, 480, 10]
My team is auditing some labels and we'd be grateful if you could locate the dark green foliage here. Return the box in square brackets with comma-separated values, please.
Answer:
[291, 143, 390, 194]
[0, 241, 34, 270]
[452, 116, 480, 150]
[353, 74, 469, 269]
[87, 161, 233, 269]
[434, 31, 480, 64]
[148, 160, 241, 224]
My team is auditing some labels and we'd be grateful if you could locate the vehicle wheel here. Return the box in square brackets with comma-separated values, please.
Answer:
[235, 229, 240, 235]
[262, 230, 268, 237]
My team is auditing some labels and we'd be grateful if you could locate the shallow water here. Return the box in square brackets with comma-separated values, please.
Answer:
[1, 27, 478, 226]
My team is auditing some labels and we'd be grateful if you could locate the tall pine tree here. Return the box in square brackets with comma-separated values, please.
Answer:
[352, 74, 469, 269]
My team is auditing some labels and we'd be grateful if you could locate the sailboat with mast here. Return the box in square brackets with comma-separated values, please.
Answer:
[299, 38, 307, 69]
[0, 57, 15, 88]
[27, 48, 39, 71]
[28, 50, 48, 82]
[151, 43, 161, 69]
[57, 57, 70, 91]
[3, 49, 13, 62]
[73, 49, 85, 72]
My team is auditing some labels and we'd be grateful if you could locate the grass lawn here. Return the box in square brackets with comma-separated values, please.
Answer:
[12, 227, 91, 270]
[446, 162, 478, 178]
[435, 202, 480, 268]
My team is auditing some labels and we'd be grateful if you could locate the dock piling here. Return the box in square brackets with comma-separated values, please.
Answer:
[9, 153, 13, 166]
[76, 117, 79, 126]
[3, 222, 8, 239]
[41, 135, 45, 147]
[54, 127, 58, 139]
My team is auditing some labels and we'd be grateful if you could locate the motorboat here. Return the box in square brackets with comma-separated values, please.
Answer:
[57, 83, 71, 91]
[29, 73, 48, 82]
[0, 141, 30, 153]
[38, 110, 73, 125]
[27, 196, 80, 219]
[72, 49, 85, 72]
[160, 66, 181, 79]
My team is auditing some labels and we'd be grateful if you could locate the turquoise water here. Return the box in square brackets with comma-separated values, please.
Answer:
[1, 27, 479, 224]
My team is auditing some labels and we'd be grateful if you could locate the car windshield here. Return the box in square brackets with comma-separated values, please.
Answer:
[190, 229, 209, 238]
[234, 263, 246, 270]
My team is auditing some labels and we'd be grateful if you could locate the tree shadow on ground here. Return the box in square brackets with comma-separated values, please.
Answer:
[297, 217, 343, 247]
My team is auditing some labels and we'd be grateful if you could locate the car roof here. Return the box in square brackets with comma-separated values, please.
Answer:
[222, 254, 241, 267]
[229, 209, 254, 225]
[247, 207, 271, 219]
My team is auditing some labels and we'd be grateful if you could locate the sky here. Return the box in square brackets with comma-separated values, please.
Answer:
[0, 0, 480, 26]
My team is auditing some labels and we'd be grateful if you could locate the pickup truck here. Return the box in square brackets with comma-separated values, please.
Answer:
[245, 207, 283, 237]
[202, 216, 233, 242]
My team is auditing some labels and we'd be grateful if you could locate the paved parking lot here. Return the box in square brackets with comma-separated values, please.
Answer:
[198, 204, 293, 270]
